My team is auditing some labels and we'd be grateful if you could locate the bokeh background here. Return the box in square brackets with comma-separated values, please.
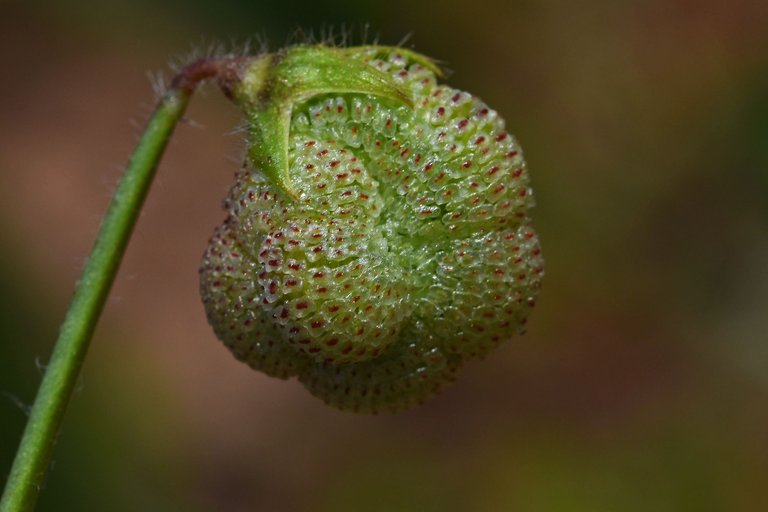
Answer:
[2, 1, 767, 510]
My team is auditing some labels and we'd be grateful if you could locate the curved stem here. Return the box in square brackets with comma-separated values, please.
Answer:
[0, 83, 204, 512]
[0, 87, 191, 512]
[1, 54, 248, 511]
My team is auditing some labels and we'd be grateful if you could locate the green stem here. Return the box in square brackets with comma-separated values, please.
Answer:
[0, 88, 191, 512]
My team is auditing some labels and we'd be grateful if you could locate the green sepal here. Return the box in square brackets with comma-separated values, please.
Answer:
[246, 104, 290, 196]
[233, 45, 430, 199]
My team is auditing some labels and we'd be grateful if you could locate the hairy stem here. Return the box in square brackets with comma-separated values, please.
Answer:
[0, 56, 244, 511]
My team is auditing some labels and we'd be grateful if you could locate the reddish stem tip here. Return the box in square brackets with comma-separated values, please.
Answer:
[170, 56, 250, 98]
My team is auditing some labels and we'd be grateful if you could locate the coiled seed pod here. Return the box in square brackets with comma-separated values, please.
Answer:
[200, 45, 544, 412]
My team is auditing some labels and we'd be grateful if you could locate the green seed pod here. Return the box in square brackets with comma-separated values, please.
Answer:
[200, 45, 544, 413]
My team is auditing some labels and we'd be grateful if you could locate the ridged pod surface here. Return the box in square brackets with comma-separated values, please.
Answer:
[200, 46, 544, 412]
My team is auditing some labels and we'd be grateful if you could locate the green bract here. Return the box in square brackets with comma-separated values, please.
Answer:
[200, 45, 544, 412]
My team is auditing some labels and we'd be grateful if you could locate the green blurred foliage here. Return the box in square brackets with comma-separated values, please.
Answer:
[2, 0, 768, 510]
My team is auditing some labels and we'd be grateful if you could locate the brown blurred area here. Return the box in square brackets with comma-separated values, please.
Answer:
[2, 1, 768, 510]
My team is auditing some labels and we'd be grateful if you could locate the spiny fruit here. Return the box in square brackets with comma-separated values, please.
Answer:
[199, 45, 544, 413]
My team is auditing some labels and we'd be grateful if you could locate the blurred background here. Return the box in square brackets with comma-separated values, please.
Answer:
[1, 0, 767, 510]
